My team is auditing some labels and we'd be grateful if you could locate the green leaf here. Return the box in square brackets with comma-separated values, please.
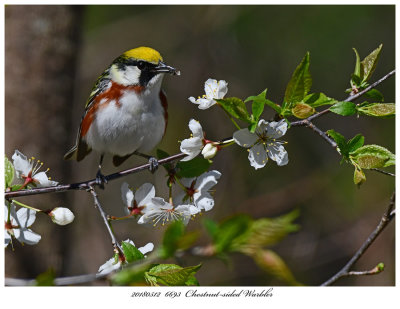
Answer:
[350, 144, 395, 169]
[203, 218, 219, 242]
[5, 156, 14, 188]
[352, 48, 361, 79]
[10, 184, 23, 192]
[245, 88, 267, 116]
[353, 166, 366, 186]
[216, 97, 251, 123]
[35, 268, 55, 286]
[360, 44, 383, 82]
[291, 103, 315, 119]
[251, 249, 302, 286]
[329, 101, 356, 116]
[122, 241, 145, 263]
[284, 52, 312, 104]
[231, 209, 300, 253]
[326, 129, 347, 155]
[304, 92, 338, 108]
[176, 231, 200, 251]
[214, 215, 252, 254]
[176, 157, 211, 178]
[112, 263, 151, 286]
[351, 74, 362, 87]
[364, 89, 384, 102]
[157, 149, 174, 172]
[265, 99, 282, 114]
[146, 264, 202, 286]
[357, 103, 395, 118]
[157, 149, 170, 160]
[252, 100, 265, 120]
[248, 122, 258, 133]
[347, 134, 364, 153]
[160, 221, 185, 259]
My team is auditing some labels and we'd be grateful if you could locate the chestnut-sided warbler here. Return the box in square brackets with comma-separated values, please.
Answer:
[64, 47, 179, 184]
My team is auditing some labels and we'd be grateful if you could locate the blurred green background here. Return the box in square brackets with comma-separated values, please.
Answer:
[5, 5, 395, 286]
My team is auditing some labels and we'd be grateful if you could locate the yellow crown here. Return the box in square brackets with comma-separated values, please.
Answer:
[122, 47, 163, 64]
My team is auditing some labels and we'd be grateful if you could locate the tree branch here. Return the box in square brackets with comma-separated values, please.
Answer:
[321, 192, 395, 286]
[291, 69, 395, 127]
[5, 152, 187, 199]
[371, 168, 395, 177]
[88, 185, 123, 254]
[302, 121, 337, 148]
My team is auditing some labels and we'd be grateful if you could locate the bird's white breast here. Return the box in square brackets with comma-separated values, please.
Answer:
[84, 78, 166, 156]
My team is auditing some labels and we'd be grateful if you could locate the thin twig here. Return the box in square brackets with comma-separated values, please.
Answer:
[321, 192, 395, 286]
[5, 251, 159, 286]
[291, 69, 395, 127]
[304, 121, 337, 149]
[88, 185, 123, 254]
[5, 152, 187, 199]
[371, 168, 395, 177]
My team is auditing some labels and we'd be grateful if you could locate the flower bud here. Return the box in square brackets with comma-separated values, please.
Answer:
[49, 207, 75, 225]
[201, 143, 218, 160]
[292, 103, 315, 119]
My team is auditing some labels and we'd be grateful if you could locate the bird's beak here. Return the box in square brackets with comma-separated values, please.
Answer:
[152, 61, 180, 76]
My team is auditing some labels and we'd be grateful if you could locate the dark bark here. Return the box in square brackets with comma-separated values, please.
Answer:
[5, 5, 83, 277]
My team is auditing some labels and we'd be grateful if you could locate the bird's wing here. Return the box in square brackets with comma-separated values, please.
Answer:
[64, 68, 112, 161]
[85, 67, 112, 109]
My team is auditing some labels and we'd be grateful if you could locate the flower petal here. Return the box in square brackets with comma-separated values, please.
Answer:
[204, 79, 218, 98]
[97, 257, 121, 276]
[135, 183, 155, 207]
[138, 242, 154, 255]
[18, 229, 41, 245]
[16, 207, 36, 228]
[33, 172, 58, 187]
[150, 197, 173, 210]
[188, 96, 197, 104]
[195, 170, 221, 192]
[121, 182, 134, 210]
[5, 231, 11, 248]
[174, 205, 193, 225]
[12, 150, 32, 178]
[197, 98, 216, 110]
[233, 129, 259, 148]
[188, 119, 204, 138]
[248, 144, 268, 170]
[266, 120, 288, 139]
[216, 80, 228, 99]
[267, 144, 289, 166]
[180, 137, 203, 161]
[193, 192, 215, 211]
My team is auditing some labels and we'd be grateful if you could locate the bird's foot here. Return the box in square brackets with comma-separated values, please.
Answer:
[148, 157, 159, 174]
[95, 170, 108, 189]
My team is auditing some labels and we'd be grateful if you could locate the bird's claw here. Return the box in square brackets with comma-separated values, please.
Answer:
[148, 157, 159, 174]
[96, 170, 108, 189]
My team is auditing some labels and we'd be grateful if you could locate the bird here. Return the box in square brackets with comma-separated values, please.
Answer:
[64, 46, 180, 185]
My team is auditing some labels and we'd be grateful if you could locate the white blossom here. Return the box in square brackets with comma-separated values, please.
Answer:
[12, 150, 58, 187]
[5, 203, 41, 247]
[97, 239, 154, 276]
[180, 119, 205, 161]
[121, 182, 155, 216]
[49, 207, 75, 225]
[189, 79, 228, 109]
[175, 170, 221, 212]
[138, 197, 199, 226]
[233, 119, 288, 169]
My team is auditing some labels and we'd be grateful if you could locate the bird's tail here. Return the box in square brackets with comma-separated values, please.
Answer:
[64, 138, 92, 161]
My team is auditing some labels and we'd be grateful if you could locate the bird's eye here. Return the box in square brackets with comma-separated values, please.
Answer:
[137, 61, 146, 70]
